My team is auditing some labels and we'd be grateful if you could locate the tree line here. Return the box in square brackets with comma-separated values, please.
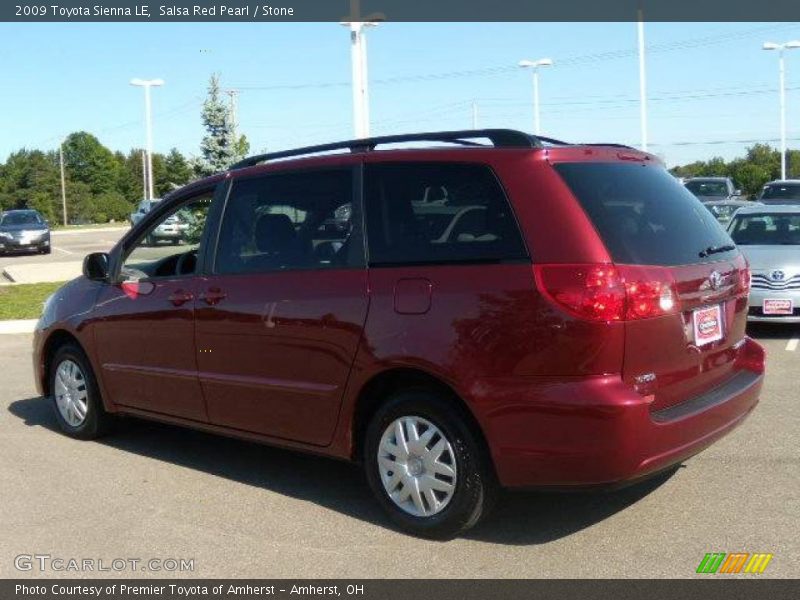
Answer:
[670, 144, 800, 198]
[0, 74, 249, 225]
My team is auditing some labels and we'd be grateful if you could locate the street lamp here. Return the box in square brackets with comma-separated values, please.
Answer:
[763, 40, 800, 180]
[518, 58, 553, 135]
[130, 78, 164, 201]
[341, 0, 383, 139]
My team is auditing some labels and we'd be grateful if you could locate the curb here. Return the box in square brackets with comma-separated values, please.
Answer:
[0, 319, 38, 335]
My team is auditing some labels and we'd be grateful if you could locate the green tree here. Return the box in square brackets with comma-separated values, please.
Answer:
[194, 74, 248, 176]
[0, 149, 62, 220]
[160, 148, 194, 195]
[62, 132, 122, 195]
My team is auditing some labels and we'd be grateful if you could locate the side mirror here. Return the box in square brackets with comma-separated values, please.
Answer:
[83, 252, 110, 281]
[733, 189, 742, 197]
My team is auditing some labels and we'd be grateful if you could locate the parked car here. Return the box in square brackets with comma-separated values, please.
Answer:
[0, 209, 51, 255]
[33, 129, 765, 539]
[757, 180, 800, 205]
[145, 212, 188, 246]
[684, 176, 741, 201]
[130, 199, 162, 226]
[702, 199, 753, 225]
[727, 205, 800, 323]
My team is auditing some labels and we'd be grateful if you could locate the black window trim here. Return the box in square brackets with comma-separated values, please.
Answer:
[208, 164, 366, 276]
[362, 160, 531, 269]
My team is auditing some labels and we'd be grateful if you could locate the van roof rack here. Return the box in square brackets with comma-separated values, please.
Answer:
[231, 129, 566, 170]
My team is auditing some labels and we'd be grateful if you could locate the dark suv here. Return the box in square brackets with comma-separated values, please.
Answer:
[33, 130, 764, 538]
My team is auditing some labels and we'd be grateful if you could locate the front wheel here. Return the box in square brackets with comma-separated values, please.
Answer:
[364, 390, 498, 539]
[50, 343, 113, 440]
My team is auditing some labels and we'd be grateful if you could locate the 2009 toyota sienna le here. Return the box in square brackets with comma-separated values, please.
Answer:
[33, 129, 765, 539]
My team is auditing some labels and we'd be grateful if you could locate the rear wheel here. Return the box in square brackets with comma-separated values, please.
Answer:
[364, 390, 497, 539]
[50, 343, 113, 440]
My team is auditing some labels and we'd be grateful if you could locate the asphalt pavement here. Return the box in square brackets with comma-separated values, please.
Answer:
[0, 324, 797, 579]
[0, 227, 127, 279]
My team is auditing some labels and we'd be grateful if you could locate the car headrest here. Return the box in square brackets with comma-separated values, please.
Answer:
[254, 213, 297, 254]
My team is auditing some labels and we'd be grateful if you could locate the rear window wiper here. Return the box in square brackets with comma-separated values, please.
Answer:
[698, 243, 736, 258]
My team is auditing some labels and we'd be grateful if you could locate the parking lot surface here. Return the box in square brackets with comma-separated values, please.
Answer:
[0, 228, 127, 272]
[0, 325, 797, 578]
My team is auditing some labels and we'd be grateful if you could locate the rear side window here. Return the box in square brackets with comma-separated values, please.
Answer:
[555, 162, 736, 266]
[214, 168, 362, 274]
[364, 163, 527, 266]
[760, 183, 800, 203]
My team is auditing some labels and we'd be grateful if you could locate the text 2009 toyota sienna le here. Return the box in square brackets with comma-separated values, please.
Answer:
[33, 130, 765, 539]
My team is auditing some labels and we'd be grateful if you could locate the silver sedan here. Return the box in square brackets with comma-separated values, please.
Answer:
[728, 205, 800, 323]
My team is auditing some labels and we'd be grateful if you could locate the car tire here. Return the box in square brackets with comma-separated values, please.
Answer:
[364, 389, 498, 540]
[49, 343, 113, 440]
[41, 247, 51, 255]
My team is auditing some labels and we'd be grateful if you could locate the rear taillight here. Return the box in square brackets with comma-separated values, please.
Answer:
[738, 264, 751, 296]
[534, 263, 680, 322]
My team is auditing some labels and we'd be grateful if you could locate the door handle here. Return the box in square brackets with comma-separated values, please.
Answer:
[168, 289, 194, 307]
[200, 288, 227, 306]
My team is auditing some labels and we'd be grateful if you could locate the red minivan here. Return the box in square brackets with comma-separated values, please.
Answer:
[32, 130, 765, 538]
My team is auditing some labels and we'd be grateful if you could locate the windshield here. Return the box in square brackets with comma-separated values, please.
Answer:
[0, 212, 43, 226]
[685, 180, 729, 197]
[555, 162, 737, 266]
[729, 213, 800, 245]
[759, 184, 800, 202]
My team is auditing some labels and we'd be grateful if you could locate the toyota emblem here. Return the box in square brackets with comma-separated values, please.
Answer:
[769, 270, 786, 282]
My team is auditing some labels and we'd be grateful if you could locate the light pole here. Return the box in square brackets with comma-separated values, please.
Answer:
[342, 21, 379, 138]
[637, 9, 648, 152]
[763, 41, 800, 180]
[518, 58, 553, 135]
[130, 78, 164, 200]
[341, 0, 382, 138]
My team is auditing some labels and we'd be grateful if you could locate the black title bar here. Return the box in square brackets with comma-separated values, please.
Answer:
[4, 0, 800, 22]
[4, 579, 800, 600]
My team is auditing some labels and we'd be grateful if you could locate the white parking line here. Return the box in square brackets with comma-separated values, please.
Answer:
[787, 339, 799, 352]
[52, 246, 74, 255]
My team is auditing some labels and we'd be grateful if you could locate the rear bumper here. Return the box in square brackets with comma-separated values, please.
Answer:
[473, 337, 765, 488]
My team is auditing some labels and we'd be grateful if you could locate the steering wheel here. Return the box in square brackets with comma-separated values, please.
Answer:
[175, 250, 197, 276]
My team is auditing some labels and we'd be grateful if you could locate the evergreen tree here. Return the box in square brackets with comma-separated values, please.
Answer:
[194, 74, 249, 176]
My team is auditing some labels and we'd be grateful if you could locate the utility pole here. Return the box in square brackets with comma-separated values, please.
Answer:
[225, 89, 240, 139]
[58, 143, 68, 226]
[637, 7, 649, 151]
[141, 150, 147, 201]
[471, 101, 479, 129]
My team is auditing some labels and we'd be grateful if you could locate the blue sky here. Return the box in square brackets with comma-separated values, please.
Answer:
[1, 21, 800, 166]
